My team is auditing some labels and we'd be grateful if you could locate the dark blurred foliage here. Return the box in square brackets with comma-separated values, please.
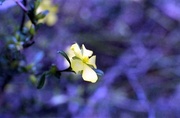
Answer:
[1, 0, 180, 117]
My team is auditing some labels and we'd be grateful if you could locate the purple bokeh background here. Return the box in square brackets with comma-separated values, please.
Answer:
[1, 0, 180, 117]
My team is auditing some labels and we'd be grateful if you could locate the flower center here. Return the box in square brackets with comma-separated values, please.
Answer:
[82, 57, 89, 63]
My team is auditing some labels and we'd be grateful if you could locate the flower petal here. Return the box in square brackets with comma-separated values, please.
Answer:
[87, 56, 97, 69]
[71, 43, 82, 58]
[82, 44, 93, 57]
[82, 65, 98, 83]
[37, 7, 43, 14]
[71, 59, 84, 73]
[46, 13, 58, 26]
[66, 46, 75, 59]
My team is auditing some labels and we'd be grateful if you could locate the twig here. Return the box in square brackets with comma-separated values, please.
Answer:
[19, 0, 27, 31]
[15, 0, 36, 49]
[127, 72, 155, 118]
[14, 0, 28, 12]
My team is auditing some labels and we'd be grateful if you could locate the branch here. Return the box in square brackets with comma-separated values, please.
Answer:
[19, 0, 27, 31]
[14, 0, 28, 12]
[127, 72, 155, 118]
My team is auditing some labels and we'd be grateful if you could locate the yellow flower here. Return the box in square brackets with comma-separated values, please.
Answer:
[36, 0, 58, 26]
[68, 43, 98, 83]
[26, 0, 58, 27]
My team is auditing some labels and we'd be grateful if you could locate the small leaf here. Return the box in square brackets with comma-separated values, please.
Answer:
[29, 24, 36, 35]
[37, 73, 46, 89]
[94, 69, 104, 77]
[50, 64, 58, 74]
[57, 51, 71, 65]
[49, 65, 62, 79]
[15, 31, 21, 41]
[36, 10, 49, 20]
[29, 74, 37, 85]
[25, 64, 33, 71]
[34, 0, 41, 9]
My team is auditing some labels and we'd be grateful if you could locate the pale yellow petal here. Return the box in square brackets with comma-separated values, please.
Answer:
[46, 14, 58, 26]
[82, 44, 93, 57]
[66, 46, 75, 59]
[37, 7, 43, 14]
[50, 6, 58, 13]
[71, 59, 84, 73]
[71, 43, 82, 58]
[38, 19, 45, 24]
[82, 65, 98, 83]
[87, 56, 97, 68]
[43, 0, 51, 6]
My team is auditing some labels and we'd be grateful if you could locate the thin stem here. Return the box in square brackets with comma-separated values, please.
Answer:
[20, 0, 27, 31]
[23, 40, 35, 48]
[127, 73, 155, 118]
[15, 0, 36, 48]
[14, 0, 28, 12]
[59, 67, 75, 73]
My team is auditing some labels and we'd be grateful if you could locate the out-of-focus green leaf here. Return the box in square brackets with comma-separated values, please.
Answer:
[49, 65, 61, 79]
[29, 74, 37, 85]
[36, 10, 49, 20]
[29, 24, 36, 35]
[34, 0, 41, 9]
[37, 73, 46, 89]
[57, 51, 71, 65]
[50, 64, 58, 74]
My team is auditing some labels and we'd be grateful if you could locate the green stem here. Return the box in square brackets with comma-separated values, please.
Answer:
[59, 67, 75, 73]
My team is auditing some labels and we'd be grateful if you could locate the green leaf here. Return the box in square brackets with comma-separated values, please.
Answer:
[57, 51, 71, 65]
[34, 0, 41, 9]
[49, 65, 62, 78]
[0, 0, 5, 5]
[29, 74, 37, 85]
[29, 24, 36, 35]
[36, 10, 49, 20]
[94, 69, 104, 77]
[37, 73, 46, 89]
[50, 64, 58, 74]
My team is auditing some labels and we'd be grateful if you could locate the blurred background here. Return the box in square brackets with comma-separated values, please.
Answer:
[1, 0, 180, 117]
